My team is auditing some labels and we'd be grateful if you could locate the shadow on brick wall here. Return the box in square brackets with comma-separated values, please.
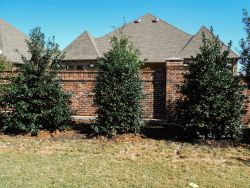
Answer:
[152, 68, 166, 119]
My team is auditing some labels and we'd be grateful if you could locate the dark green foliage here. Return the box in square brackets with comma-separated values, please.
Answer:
[0, 55, 11, 127]
[93, 34, 144, 137]
[1, 27, 71, 135]
[177, 30, 244, 139]
[240, 9, 250, 88]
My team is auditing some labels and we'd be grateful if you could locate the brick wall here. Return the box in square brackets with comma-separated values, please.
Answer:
[1, 63, 250, 127]
[165, 60, 185, 121]
[58, 71, 97, 116]
[142, 63, 166, 119]
[58, 63, 167, 119]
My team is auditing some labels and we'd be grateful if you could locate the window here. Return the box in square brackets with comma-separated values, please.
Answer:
[76, 65, 84, 70]
[66, 65, 75, 70]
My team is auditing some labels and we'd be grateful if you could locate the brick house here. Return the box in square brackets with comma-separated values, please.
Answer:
[62, 13, 240, 120]
[1, 14, 249, 126]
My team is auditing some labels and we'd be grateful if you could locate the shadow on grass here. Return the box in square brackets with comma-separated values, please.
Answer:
[142, 125, 186, 141]
[1, 120, 250, 148]
[71, 122, 93, 137]
[243, 128, 250, 144]
[143, 125, 250, 148]
[71, 121, 188, 141]
[71, 122, 250, 149]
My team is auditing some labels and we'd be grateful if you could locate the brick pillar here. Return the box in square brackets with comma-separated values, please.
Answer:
[243, 90, 250, 128]
[165, 58, 185, 122]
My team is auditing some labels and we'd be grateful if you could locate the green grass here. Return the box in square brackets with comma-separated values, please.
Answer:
[0, 134, 249, 188]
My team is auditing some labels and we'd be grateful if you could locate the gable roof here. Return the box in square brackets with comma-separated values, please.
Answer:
[0, 19, 30, 63]
[177, 26, 239, 59]
[95, 13, 192, 62]
[63, 31, 101, 60]
[63, 13, 239, 62]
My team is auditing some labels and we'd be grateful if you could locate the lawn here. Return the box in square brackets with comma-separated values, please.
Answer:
[0, 131, 249, 188]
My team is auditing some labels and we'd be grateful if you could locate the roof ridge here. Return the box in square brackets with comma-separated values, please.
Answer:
[197, 26, 236, 52]
[137, 13, 192, 38]
[141, 13, 155, 17]
[95, 13, 145, 39]
[97, 17, 134, 39]
[141, 13, 192, 37]
[177, 25, 239, 59]
[0, 18, 29, 40]
[157, 17, 192, 37]
[84, 31, 101, 57]
[63, 31, 101, 60]
[63, 32, 85, 52]
[0, 18, 30, 63]
[96, 13, 192, 40]
[177, 26, 212, 58]
[198, 25, 211, 33]
[176, 35, 194, 57]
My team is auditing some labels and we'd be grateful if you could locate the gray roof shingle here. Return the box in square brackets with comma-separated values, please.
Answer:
[63, 31, 101, 60]
[177, 26, 239, 59]
[63, 13, 239, 62]
[95, 13, 192, 62]
[0, 19, 30, 64]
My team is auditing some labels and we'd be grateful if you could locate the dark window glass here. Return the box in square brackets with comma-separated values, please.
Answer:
[66, 65, 75, 70]
[77, 65, 84, 70]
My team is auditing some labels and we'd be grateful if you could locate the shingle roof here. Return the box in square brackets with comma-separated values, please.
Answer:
[95, 13, 192, 62]
[63, 31, 101, 60]
[0, 19, 30, 64]
[63, 13, 239, 62]
[177, 26, 239, 59]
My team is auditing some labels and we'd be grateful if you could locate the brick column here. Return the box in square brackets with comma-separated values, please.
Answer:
[243, 90, 250, 128]
[165, 58, 185, 122]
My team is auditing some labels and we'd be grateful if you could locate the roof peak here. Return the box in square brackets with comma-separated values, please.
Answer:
[0, 18, 30, 63]
[66, 13, 193, 61]
[0, 18, 28, 37]
[197, 25, 212, 34]
[63, 30, 100, 60]
[85, 31, 101, 57]
[177, 25, 239, 59]
[82, 30, 91, 35]
[139, 13, 157, 19]
[79, 31, 91, 37]
[99, 13, 191, 39]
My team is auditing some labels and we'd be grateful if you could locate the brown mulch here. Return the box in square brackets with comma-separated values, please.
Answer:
[0, 129, 86, 141]
[0, 127, 249, 149]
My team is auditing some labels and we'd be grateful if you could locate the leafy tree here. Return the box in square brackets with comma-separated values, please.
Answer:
[93, 34, 144, 137]
[1, 27, 71, 135]
[240, 9, 250, 88]
[0, 55, 12, 127]
[177, 30, 244, 139]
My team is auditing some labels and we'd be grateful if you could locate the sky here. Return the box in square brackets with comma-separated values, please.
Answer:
[1, 0, 250, 53]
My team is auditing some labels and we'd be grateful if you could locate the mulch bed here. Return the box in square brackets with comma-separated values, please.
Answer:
[0, 124, 249, 148]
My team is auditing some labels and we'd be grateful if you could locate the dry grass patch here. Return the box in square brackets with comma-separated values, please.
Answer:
[0, 133, 249, 188]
